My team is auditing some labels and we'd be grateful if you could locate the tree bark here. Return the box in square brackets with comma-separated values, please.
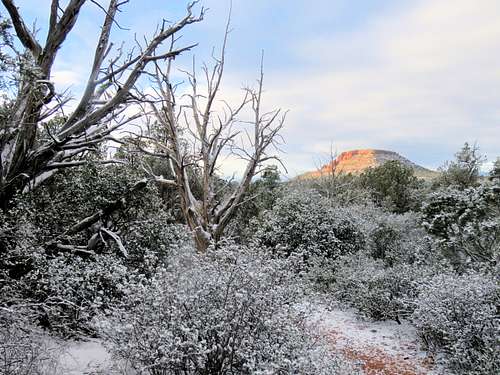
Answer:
[138, 20, 286, 252]
[0, 0, 202, 209]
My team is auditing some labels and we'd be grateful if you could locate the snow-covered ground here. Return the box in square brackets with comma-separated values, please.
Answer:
[48, 304, 448, 375]
[311, 304, 449, 374]
[56, 338, 113, 374]
[43, 337, 133, 375]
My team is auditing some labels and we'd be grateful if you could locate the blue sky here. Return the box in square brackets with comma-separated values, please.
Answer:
[5, 0, 500, 176]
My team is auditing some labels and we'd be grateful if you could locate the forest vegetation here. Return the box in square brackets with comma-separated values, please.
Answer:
[0, 1, 498, 374]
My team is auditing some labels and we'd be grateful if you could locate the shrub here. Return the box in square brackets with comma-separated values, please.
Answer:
[1, 221, 190, 336]
[98, 243, 355, 374]
[490, 157, 500, 182]
[411, 272, 499, 374]
[122, 218, 190, 277]
[358, 160, 419, 213]
[253, 189, 364, 259]
[21, 163, 165, 247]
[332, 256, 440, 322]
[435, 142, 485, 189]
[0, 207, 189, 336]
[304, 171, 371, 204]
[21, 253, 132, 335]
[0, 309, 62, 375]
[366, 212, 433, 266]
[228, 166, 283, 242]
[421, 185, 500, 269]
[0, 162, 189, 336]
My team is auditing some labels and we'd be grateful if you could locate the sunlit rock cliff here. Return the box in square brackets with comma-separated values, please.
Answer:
[299, 149, 438, 179]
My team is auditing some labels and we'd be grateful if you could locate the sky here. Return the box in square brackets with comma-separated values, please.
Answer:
[4, 0, 500, 176]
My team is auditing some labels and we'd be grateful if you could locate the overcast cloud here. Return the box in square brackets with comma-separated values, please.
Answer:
[7, 0, 500, 176]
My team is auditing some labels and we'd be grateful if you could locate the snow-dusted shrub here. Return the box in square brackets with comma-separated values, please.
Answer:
[227, 165, 283, 242]
[300, 170, 372, 204]
[434, 142, 484, 189]
[358, 160, 419, 213]
[123, 218, 190, 277]
[99, 243, 354, 374]
[2, 205, 166, 335]
[367, 212, 433, 266]
[333, 256, 440, 322]
[0, 163, 189, 336]
[411, 272, 499, 374]
[311, 202, 433, 266]
[254, 189, 364, 259]
[0, 309, 62, 375]
[421, 185, 500, 269]
[1, 226, 183, 337]
[21, 163, 164, 247]
[22, 253, 131, 335]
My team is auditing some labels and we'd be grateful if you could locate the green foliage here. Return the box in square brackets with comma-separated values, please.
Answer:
[36, 115, 67, 144]
[254, 165, 282, 209]
[436, 142, 485, 189]
[307, 170, 367, 202]
[370, 222, 399, 262]
[358, 160, 418, 213]
[23, 253, 131, 335]
[254, 189, 365, 259]
[228, 165, 282, 241]
[21, 163, 160, 245]
[364, 211, 433, 266]
[421, 185, 500, 268]
[1, 183, 139, 359]
[122, 219, 191, 277]
[0, 16, 14, 90]
[0, 162, 188, 336]
[0, 14, 41, 97]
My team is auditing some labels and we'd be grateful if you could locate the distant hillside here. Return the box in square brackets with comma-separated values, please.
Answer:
[298, 149, 439, 180]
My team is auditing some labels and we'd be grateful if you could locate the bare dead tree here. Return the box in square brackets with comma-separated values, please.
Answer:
[311, 143, 351, 199]
[0, 0, 203, 209]
[134, 19, 286, 252]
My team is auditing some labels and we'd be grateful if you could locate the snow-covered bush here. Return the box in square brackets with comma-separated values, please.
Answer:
[253, 189, 364, 259]
[99, 243, 355, 374]
[435, 142, 485, 189]
[0, 309, 62, 375]
[22, 163, 165, 247]
[300, 201, 433, 266]
[421, 185, 500, 268]
[122, 218, 190, 277]
[0, 162, 189, 336]
[366, 211, 433, 266]
[411, 272, 499, 374]
[1, 225, 188, 337]
[227, 166, 283, 242]
[1, 207, 189, 336]
[332, 256, 440, 322]
[22, 253, 131, 335]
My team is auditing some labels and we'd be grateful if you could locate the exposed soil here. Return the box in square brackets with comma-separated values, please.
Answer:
[312, 306, 447, 375]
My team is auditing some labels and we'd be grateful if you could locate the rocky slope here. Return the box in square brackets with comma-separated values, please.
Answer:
[299, 149, 438, 179]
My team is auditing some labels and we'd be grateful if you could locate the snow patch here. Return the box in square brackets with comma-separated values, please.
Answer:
[310, 304, 449, 374]
[54, 338, 117, 375]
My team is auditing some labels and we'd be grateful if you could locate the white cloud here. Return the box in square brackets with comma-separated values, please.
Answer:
[13, 0, 499, 177]
[51, 70, 82, 88]
[260, 0, 500, 175]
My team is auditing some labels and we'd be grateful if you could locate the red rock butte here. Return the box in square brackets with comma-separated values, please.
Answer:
[298, 149, 437, 179]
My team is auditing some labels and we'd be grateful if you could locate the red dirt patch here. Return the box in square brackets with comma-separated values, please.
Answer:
[326, 330, 435, 375]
